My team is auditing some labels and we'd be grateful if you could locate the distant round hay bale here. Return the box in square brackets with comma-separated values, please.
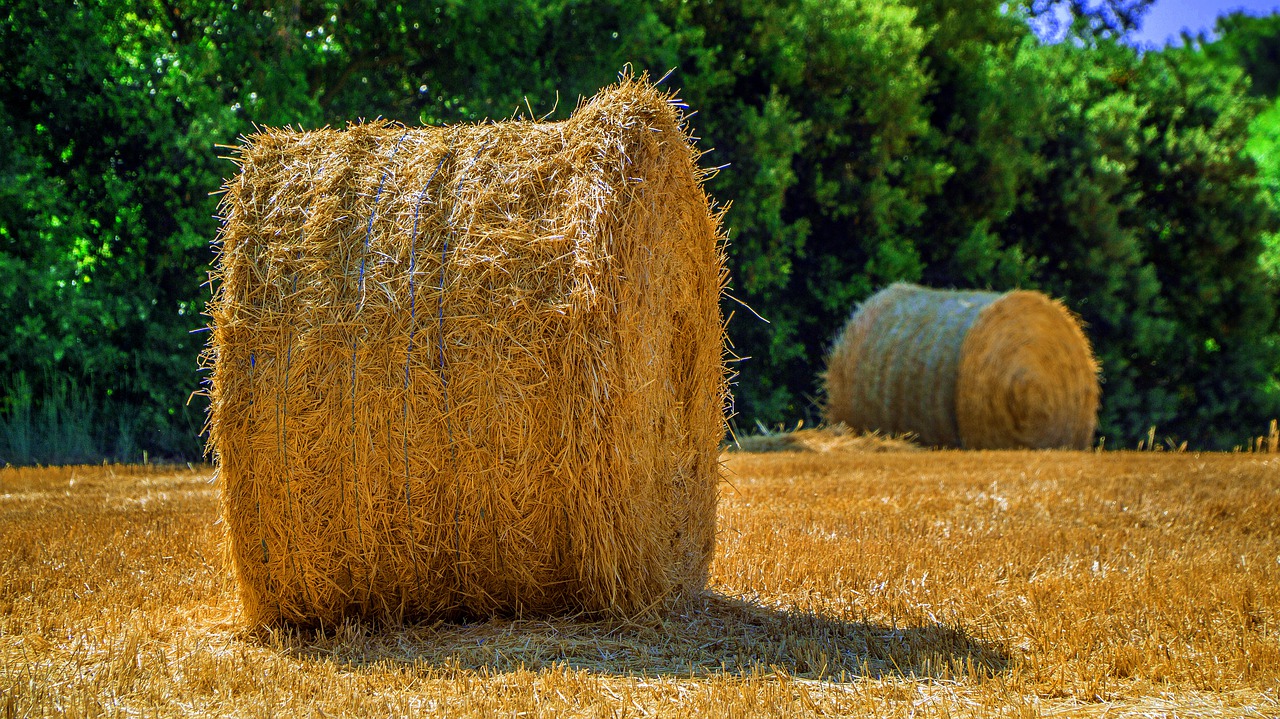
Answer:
[205, 75, 728, 625]
[824, 283, 1098, 449]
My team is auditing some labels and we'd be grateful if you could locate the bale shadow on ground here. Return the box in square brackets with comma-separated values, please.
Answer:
[262, 592, 1009, 682]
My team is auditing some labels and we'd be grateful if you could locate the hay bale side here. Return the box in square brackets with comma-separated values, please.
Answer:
[824, 284, 1000, 447]
[205, 75, 728, 625]
[824, 283, 1098, 449]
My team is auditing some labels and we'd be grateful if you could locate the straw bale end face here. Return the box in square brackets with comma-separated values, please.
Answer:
[205, 75, 729, 626]
[824, 283, 1098, 450]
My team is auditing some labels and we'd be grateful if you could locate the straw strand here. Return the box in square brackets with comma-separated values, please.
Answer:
[279, 271, 315, 612]
[403, 151, 450, 602]
[350, 131, 410, 602]
[442, 141, 492, 574]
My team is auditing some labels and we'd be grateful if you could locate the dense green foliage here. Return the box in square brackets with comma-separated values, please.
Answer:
[1209, 14, 1280, 288]
[2, 0, 1278, 462]
[1205, 12, 1280, 98]
[1214, 12, 1280, 415]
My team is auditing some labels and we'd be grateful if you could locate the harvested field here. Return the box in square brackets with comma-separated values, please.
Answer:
[1, 451, 1277, 717]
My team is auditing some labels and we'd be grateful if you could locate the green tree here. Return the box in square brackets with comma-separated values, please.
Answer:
[4, 0, 1278, 460]
[0, 0, 693, 462]
[906, 0, 1048, 289]
[670, 0, 938, 425]
[1203, 11, 1280, 98]
[1203, 12, 1280, 414]
[1, 1, 225, 461]
[1000, 38, 1280, 446]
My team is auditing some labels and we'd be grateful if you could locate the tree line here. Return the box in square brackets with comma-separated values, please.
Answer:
[2, 0, 1278, 462]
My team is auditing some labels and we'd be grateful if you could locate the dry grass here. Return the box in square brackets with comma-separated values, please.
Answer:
[2, 450, 1277, 717]
[726, 424, 920, 454]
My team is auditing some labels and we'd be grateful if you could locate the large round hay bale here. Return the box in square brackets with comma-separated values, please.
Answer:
[205, 76, 728, 625]
[824, 283, 1098, 449]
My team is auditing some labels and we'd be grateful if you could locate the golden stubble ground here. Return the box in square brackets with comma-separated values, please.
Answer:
[1, 449, 1277, 717]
